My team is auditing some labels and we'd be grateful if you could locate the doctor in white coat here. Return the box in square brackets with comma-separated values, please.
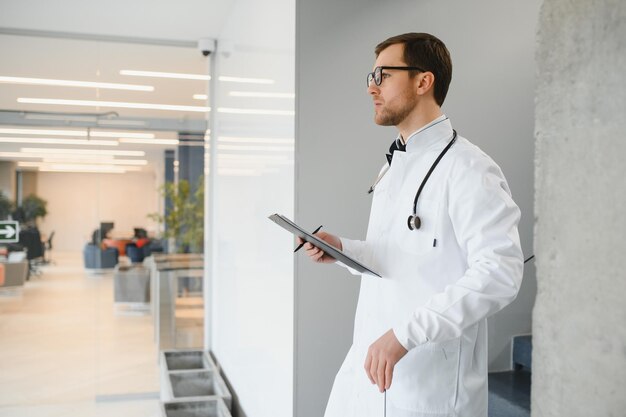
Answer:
[301, 33, 524, 417]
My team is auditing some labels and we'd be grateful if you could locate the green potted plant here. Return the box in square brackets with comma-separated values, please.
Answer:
[149, 177, 204, 253]
[21, 194, 48, 226]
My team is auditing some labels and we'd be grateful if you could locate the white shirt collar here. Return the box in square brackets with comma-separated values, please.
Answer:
[399, 114, 447, 145]
[399, 115, 454, 154]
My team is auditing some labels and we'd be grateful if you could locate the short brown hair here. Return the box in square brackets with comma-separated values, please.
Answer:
[375, 33, 452, 106]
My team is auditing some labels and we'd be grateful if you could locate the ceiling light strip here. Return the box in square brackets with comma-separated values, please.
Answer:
[39, 168, 126, 174]
[217, 108, 294, 116]
[119, 138, 179, 145]
[218, 136, 294, 144]
[0, 75, 154, 91]
[21, 147, 145, 156]
[217, 153, 288, 161]
[41, 158, 148, 165]
[0, 128, 155, 139]
[18, 161, 141, 172]
[228, 91, 295, 98]
[0, 137, 118, 146]
[18, 98, 210, 113]
[120, 70, 210, 81]
[120, 70, 274, 84]
[218, 76, 274, 84]
[217, 144, 294, 152]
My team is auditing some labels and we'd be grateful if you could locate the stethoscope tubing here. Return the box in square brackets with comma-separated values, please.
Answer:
[411, 130, 457, 216]
[367, 128, 458, 231]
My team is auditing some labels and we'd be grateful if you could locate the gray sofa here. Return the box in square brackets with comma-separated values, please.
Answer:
[83, 244, 118, 270]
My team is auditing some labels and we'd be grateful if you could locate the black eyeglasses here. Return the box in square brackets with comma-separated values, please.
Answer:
[366, 66, 425, 87]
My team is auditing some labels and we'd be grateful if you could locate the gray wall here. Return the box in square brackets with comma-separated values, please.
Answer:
[533, 0, 626, 416]
[295, 0, 541, 416]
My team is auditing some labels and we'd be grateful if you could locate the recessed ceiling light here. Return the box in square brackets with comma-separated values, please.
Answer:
[0, 128, 85, 137]
[228, 91, 295, 98]
[120, 70, 209, 81]
[218, 136, 294, 144]
[118, 138, 179, 145]
[17, 98, 210, 113]
[193, 94, 208, 100]
[120, 70, 274, 84]
[217, 153, 288, 161]
[92, 131, 155, 139]
[21, 147, 145, 156]
[18, 161, 142, 173]
[42, 157, 148, 165]
[219, 76, 274, 84]
[0, 137, 118, 146]
[217, 144, 294, 152]
[217, 108, 294, 116]
[0, 128, 155, 139]
[0, 75, 154, 91]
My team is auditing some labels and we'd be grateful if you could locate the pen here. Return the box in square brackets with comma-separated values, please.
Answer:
[294, 225, 323, 252]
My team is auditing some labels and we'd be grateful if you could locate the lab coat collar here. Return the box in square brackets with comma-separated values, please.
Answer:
[400, 116, 454, 154]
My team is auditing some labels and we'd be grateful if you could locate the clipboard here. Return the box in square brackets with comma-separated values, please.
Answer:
[268, 213, 381, 278]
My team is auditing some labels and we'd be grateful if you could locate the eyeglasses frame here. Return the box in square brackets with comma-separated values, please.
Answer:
[366, 66, 426, 87]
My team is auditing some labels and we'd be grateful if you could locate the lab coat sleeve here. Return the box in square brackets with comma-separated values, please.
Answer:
[336, 237, 368, 276]
[392, 151, 524, 350]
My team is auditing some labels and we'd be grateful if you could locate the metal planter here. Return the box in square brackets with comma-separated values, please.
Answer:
[166, 370, 232, 410]
[161, 397, 232, 417]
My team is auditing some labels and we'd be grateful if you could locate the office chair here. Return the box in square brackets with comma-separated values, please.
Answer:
[18, 227, 44, 278]
[43, 231, 55, 265]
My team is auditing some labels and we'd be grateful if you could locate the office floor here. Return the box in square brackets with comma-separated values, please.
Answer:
[0, 252, 160, 417]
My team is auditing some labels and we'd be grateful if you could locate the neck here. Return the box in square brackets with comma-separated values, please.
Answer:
[397, 102, 443, 142]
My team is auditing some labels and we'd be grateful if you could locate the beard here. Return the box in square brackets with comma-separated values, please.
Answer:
[374, 92, 418, 126]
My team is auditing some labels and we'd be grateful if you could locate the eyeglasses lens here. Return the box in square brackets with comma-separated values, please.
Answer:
[374, 67, 381, 85]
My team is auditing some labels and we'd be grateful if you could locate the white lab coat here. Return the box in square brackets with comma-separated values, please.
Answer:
[324, 119, 523, 417]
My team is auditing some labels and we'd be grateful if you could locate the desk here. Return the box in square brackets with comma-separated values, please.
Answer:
[102, 238, 132, 256]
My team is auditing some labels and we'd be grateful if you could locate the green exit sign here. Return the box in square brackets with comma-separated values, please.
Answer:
[0, 221, 19, 243]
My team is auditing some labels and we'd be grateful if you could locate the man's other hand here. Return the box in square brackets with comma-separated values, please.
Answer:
[364, 329, 408, 392]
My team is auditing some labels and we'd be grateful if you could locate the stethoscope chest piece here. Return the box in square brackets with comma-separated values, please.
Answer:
[407, 215, 421, 230]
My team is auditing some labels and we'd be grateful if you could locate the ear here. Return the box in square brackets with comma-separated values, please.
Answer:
[415, 72, 435, 97]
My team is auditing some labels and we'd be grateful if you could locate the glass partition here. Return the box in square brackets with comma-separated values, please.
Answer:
[0, 33, 208, 415]
[208, 3, 295, 416]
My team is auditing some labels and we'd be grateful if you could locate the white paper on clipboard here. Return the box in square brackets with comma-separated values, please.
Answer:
[268, 213, 381, 278]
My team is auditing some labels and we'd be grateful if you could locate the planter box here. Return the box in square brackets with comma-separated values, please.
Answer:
[160, 350, 216, 400]
[161, 397, 231, 417]
[161, 350, 216, 374]
[165, 370, 232, 410]
[114, 264, 150, 314]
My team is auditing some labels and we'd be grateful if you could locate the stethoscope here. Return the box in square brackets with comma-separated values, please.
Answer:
[368, 127, 458, 231]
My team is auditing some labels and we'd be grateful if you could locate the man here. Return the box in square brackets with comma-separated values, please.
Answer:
[301, 33, 523, 417]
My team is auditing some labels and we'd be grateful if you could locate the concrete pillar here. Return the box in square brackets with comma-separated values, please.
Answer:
[533, 0, 626, 416]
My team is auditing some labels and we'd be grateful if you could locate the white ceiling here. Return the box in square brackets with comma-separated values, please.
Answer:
[0, 0, 295, 174]
[0, 0, 233, 41]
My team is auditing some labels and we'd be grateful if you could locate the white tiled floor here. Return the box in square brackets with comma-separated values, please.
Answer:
[0, 252, 160, 417]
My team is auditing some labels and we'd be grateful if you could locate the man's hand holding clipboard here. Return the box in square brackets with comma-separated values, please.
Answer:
[268, 213, 381, 277]
[297, 230, 343, 264]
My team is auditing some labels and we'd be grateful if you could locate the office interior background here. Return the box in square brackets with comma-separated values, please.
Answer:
[0, 0, 623, 417]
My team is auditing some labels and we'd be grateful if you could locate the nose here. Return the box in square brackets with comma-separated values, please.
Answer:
[368, 82, 379, 96]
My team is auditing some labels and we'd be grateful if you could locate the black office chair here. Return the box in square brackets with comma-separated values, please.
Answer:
[18, 226, 44, 278]
[43, 231, 55, 264]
